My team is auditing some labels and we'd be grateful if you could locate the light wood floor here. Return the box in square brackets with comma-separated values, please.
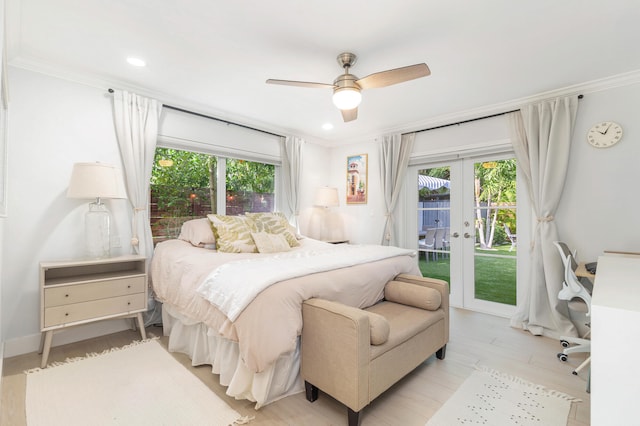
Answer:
[1, 308, 590, 425]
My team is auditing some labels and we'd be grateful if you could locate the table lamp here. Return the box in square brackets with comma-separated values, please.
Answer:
[313, 186, 339, 209]
[313, 186, 339, 241]
[67, 162, 127, 258]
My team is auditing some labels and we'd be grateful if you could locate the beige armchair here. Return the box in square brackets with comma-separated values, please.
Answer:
[301, 274, 449, 426]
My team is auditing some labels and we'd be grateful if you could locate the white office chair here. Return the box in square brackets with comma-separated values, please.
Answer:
[557, 254, 591, 377]
[553, 241, 594, 293]
[553, 241, 578, 271]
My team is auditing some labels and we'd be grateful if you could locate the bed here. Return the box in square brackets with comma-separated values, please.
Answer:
[150, 215, 421, 408]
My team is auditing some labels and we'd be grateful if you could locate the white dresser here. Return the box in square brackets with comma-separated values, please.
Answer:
[591, 254, 640, 424]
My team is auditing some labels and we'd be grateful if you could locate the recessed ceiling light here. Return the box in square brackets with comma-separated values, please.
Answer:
[126, 57, 146, 67]
[322, 123, 334, 130]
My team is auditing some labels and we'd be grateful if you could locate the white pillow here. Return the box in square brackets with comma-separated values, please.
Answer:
[251, 232, 291, 253]
[178, 218, 216, 248]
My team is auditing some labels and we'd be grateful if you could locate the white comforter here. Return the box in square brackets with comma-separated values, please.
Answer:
[196, 244, 415, 321]
[151, 238, 421, 373]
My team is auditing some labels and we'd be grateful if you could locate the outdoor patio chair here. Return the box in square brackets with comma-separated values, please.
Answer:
[434, 227, 446, 258]
[418, 228, 436, 261]
[503, 224, 517, 251]
[442, 227, 450, 254]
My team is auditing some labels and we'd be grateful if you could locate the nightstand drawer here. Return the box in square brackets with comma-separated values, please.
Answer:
[44, 292, 146, 328]
[44, 276, 145, 307]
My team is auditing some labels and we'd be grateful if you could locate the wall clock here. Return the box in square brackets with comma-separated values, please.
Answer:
[587, 121, 623, 148]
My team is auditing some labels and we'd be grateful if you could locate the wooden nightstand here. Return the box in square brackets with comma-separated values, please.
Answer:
[39, 255, 148, 368]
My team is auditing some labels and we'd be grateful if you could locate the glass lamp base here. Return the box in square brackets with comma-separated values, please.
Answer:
[85, 202, 111, 258]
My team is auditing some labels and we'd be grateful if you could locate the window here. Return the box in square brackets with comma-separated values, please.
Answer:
[150, 147, 275, 244]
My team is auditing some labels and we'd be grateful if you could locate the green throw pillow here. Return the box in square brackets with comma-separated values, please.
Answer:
[207, 214, 257, 253]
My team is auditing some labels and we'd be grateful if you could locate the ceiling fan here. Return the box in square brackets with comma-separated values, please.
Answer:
[266, 52, 431, 122]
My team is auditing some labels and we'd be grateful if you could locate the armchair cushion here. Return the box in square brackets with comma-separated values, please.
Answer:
[384, 280, 441, 311]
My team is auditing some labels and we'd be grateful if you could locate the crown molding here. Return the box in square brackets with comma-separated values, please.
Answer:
[7, 56, 332, 144]
[380, 69, 640, 139]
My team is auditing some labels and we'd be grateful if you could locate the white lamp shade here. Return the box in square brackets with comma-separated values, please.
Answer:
[314, 186, 339, 207]
[332, 88, 362, 110]
[67, 162, 128, 199]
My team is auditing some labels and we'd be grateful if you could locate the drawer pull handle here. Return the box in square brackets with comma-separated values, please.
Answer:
[65, 294, 69, 298]
[127, 302, 131, 305]
[127, 285, 131, 289]
[65, 313, 69, 316]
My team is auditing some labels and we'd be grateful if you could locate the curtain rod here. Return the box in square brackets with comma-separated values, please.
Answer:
[407, 94, 584, 135]
[107, 88, 284, 138]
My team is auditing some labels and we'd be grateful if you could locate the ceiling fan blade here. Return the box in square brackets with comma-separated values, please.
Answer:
[266, 79, 334, 89]
[341, 107, 358, 122]
[356, 63, 431, 90]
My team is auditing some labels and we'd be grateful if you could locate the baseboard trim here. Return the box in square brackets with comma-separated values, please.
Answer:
[3, 319, 131, 358]
[0, 340, 4, 415]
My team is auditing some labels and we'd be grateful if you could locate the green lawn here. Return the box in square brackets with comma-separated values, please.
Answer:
[418, 244, 517, 305]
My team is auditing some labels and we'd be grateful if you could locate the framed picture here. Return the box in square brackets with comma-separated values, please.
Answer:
[346, 153, 367, 204]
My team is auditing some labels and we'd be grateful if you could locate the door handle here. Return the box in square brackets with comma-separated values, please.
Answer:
[464, 232, 471, 238]
[452, 232, 459, 238]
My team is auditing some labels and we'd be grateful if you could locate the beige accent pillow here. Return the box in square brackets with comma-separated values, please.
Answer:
[245, 212, 300, 247]
[207, 214, 257, 253]
[364, 311, 390, 345]
[251, 232, 291, 254]
[178, 218, 216, 248]
[384, 280, 442, 311]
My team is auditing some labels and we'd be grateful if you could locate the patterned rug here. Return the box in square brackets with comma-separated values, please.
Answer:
[25, 339, 252, 426]
[426, 367, 580, 426]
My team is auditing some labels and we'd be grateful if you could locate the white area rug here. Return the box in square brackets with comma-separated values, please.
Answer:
[25, 339, 251, 426]
[426, 367, 580, 426]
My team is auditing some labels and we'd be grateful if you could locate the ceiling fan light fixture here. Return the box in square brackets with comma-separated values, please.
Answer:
[126, 57, 146, 67]
[332, 87, 362, 110]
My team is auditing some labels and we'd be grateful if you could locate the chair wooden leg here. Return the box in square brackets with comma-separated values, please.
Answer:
[305, 381, 318, 402]
[436, 344, 447, 360]
[347, 408, 362, 426]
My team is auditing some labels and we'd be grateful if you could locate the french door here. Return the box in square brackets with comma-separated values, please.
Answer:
[414, 154, 517, 317]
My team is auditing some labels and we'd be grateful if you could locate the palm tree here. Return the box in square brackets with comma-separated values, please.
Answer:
[474, 159, 516, 249]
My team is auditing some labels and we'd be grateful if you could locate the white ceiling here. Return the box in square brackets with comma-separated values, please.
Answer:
[6, 0, 640, 145]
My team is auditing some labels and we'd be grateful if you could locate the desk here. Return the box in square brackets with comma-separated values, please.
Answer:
[591, 254, 640, 425]
[575, 262, 595, 279]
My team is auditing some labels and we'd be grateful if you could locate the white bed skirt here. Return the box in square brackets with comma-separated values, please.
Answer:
[162, 303, 304, 409]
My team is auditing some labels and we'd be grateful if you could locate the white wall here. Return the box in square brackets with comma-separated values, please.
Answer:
[0, 0, 7, 392]
[1, 68, 133, 355]
[557, 83, 640, 262]
[321, 140, 385, 244]
[297, 141, 336, 240]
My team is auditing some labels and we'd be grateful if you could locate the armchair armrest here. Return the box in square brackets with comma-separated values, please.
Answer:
[385, 280, 442, 310]
[394, 273, 450, 344]
[301, 298, 371, 412]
